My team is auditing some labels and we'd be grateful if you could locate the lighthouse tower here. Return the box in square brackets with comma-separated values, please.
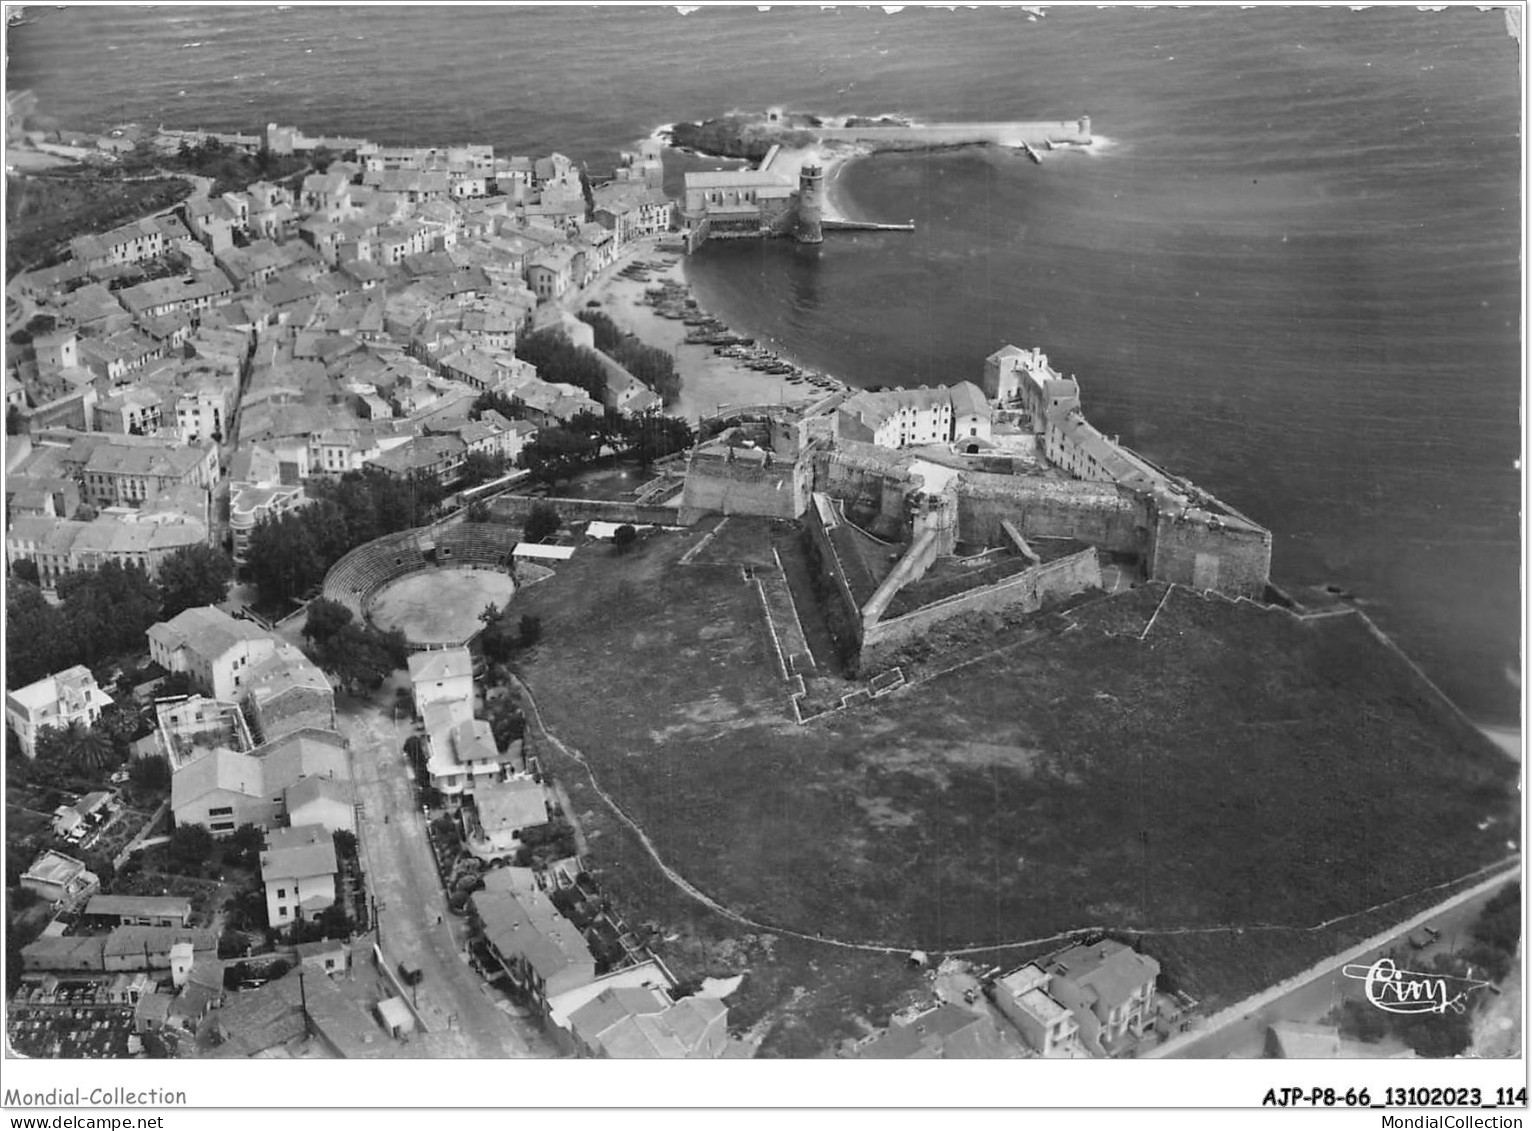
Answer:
[795, 163, 825, 244]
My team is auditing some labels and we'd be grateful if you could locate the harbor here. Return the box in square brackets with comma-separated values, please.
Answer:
[578, 246, 848, 421]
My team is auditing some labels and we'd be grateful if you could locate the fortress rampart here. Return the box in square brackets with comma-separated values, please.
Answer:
[860, 545, 1101, 672]
[1146, 502, 1271, 600]
[677, 446, 815, 524]
[957, 472, 1148, 552]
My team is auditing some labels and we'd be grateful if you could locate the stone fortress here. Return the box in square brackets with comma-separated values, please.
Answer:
[680, 344, 1272, 672]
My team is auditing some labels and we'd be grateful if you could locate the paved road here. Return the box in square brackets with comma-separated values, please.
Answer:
[1158, 870, 1518, 1059]
[336, 677, 555, 1058]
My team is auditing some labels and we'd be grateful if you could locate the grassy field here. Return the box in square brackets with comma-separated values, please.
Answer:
[513, 519, 1520, 1045]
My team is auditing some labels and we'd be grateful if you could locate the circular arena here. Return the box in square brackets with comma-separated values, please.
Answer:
[321, 523, 521, 649]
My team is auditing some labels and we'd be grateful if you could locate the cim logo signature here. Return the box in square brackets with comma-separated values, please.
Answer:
[1340, 957, 1492, 1015]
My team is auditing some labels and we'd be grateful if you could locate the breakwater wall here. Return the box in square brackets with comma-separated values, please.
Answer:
[813, 117, 1091, 150]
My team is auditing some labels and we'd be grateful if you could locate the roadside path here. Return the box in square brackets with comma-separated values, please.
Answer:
[513, 672, 1519, 966]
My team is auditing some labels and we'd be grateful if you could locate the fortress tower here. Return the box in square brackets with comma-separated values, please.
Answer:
[1078, 114, 1092, 142]
[795, 163, 825, 245]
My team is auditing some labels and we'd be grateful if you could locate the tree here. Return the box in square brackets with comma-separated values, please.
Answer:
[314, 902, 352, 940]
[518, 614, 543, 649]
[224, 824, 266, 870]
[11, 558, 39, 586]
[470, 390, 520, 422]
[66, 722, 118, 777]
[466, 500, 492, 524]
[333, 829, 358, 859]
[311, 622, 407, 696]
[517, 427, 599, 486]
[6, 582, 68, 689]
[478, 603, 517, 665]
[302, 598, 354, 648]
[612, 524, 638, 554]
[94, 704, 145, 757]
[33, 723, 73, 769]
[458, 451, 508, 490]
[485, 699, 525, 751]
[514, 328, 607, 402]
[168, 824, 215, 873]
[1472, 882, 1521, 955]
[157, 544, 235, 619]
[55, 561, 163, 667]
[626, 413, 695, 468]
[129, 753, 171, 793]
[523, 503, 561, 544]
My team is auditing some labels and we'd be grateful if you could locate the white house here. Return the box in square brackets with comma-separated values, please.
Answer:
[407, 647, 474, 715]
[259, 825, 338, 930]
[5, 665, 115, 759]
[146, 606, 277, 701]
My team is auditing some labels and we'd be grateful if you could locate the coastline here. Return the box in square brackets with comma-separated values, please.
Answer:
[573, 245, 817, 423]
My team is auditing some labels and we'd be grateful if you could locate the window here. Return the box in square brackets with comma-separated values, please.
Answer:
[208, 806, 233, 817]
[276, 888, 287, 899]
[211, 820, 235, 832]
[278, 906, 288, 918]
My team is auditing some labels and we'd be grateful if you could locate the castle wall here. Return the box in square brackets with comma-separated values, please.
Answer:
[677, 451, 812, 524]
[861, 528, 942, 626]
[860, 546, 1101, 671]
[803, 494, 867, 658]
[955, 473, 1149, 553]
[813, 446, 915, 529]
[1147, 508, 1272, 600]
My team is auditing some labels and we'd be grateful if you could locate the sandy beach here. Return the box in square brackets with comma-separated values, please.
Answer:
[575, 244, 831, 423]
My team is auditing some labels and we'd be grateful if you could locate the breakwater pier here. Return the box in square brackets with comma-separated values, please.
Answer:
[822, 219, 915, 233]
[812, 116, 1092, 149]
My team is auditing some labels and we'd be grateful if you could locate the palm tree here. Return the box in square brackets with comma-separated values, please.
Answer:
[66, 722, 116, 777]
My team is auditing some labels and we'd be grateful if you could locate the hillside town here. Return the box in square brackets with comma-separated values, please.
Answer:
[4, 106, 1521, 1066]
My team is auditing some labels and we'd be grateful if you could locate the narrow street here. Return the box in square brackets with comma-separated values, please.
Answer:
[335, 675, 556, 1058]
